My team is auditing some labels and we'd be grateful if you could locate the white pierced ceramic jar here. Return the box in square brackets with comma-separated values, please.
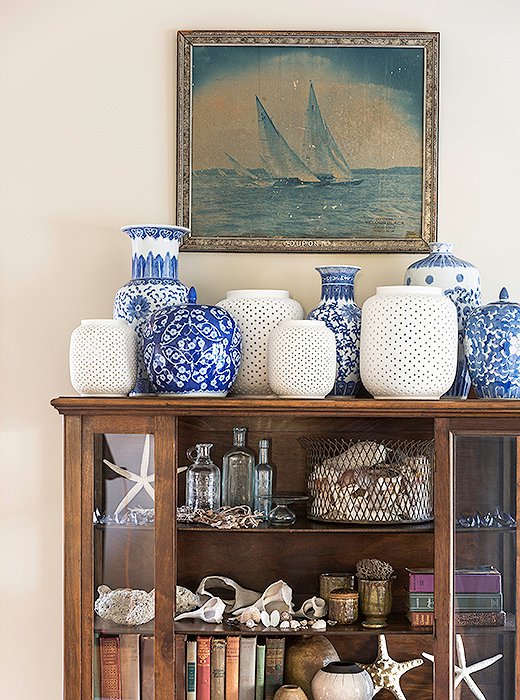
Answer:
[217, 290, 304, 395]
[268, 320, 336, 398]
[360, 286, 458, 399]
[69, 319, 138, 396]
[311, 662, 374, 700]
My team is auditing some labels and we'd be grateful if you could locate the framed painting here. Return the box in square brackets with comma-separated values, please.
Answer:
[177, 31, 439, 253]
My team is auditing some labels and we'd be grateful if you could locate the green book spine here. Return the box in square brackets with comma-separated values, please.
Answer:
[186, 640, 197, 700]
[264, 638, 285, 700]
[409, 593, 503, 611]
[255, 644, 266, 700]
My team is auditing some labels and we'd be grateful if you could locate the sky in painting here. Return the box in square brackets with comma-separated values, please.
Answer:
[192, 45, 424, 171]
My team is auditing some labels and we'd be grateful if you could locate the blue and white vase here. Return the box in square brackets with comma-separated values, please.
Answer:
[143, 303, 242, 396]
[404, 242, 481, 398]
[464, 288, 520, 399]
[113, 225, 191, 394]
[307, 266, 361, 396]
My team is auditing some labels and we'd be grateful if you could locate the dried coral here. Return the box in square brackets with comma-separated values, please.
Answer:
[356, 558, 394, 581]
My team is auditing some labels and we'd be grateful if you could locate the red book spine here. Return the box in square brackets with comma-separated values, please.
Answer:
[100, 636, 122, 699]
[197, 636, 212, 700]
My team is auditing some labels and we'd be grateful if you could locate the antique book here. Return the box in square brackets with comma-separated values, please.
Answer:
[210, 638, 226, 700]
[409, 592, 503, 611]
[119, 635, 140, 700]
[264, 637, 285, 700]
[186, 639, 197, 700]
[408, 610, 507, 627]
[140, 636, 154, 700]
[100, 636, 122, 700]
[406, 566, 502, 593]
[239, 636, 257, 700]
[197, 636, 212, 700]
[255, 642, 266, 700]
[225, 635, 240, 700]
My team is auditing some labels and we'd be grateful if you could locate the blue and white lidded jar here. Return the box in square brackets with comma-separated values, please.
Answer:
[307, 266, 361, 396]
[143, 302, 242, 397]
[464, 288, 520, 399]
[113, 225, 191, 394]
[404, 242, 481, 398]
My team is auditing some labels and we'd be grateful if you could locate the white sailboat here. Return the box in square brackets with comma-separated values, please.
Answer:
[256, 96, 320, 186]
[303, 82, 362, 185]
[253, 86, 362, 187]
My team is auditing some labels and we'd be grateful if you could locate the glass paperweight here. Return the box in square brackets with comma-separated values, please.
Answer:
[268, 495, 308, 526]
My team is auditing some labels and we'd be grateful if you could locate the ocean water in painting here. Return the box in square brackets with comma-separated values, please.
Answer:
[190, 45, 425, 241]
[192, 167, 422, 241]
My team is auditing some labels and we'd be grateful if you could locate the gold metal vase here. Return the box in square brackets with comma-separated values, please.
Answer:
[358, 579, 392, 628]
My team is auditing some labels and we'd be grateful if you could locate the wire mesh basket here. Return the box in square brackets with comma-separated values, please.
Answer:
[299, 437, 434, 524]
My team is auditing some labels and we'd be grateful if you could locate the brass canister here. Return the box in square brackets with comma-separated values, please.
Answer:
[327, 588, 359, 624]
[319, 573, 356, 604]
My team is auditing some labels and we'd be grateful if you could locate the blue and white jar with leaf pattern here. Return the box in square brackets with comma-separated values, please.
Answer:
[307, 266, 361, 396]
[143, 303, 242, 396]
[404, 243, 481, 398]
[113, 225, 191, 394]
[464, 288, 520, 398]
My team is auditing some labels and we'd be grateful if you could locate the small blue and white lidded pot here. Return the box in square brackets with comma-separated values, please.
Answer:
[464, 288, 520, 399]
[404, 242, 481, 398]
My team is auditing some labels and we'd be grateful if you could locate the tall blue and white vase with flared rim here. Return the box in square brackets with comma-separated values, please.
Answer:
[113, 225, 191, 394]
[464, 288, 520, 399]
[404, 242, 481, 398]
[307, 265, 361, 396]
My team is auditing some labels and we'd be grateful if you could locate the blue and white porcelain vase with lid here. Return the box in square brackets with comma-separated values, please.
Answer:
[143, 301, 242, 397]
[464, 288, 520, 399]
[113, 225, 191, 394]
[307, 265, 361, 396]
[404, 242, 481, 398]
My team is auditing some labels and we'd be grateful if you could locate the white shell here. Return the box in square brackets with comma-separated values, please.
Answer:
[360, 286, 458, 399]
[245, 619, 257, 628]
[250, 580, 294, 615]
[261, 610, 271, 627]
[343, 441, 387, 468]
[217, 290, 304, 395]
[312, 619, 327, 630]
[295, 596, 328, 620]
[270, 609, 281, 627]
[197, 575, 260, 613]
[290, 620, 302, 630]
[174, 596, 225, 624]
[238, 606, 262, 624]
[268, 320, 337, 398]
[70, 320, 137, 396]
[280, 620, 291, 629]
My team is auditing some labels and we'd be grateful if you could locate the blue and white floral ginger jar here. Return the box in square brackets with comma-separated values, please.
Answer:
[143, 303, 242, 396]
[113, 225, 191, 394]
[464, 288, 520, 399]
[307, 266, 361, 396]
[404, 242, 481, 398]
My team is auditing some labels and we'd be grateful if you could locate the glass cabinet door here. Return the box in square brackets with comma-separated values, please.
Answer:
[93, 433, 155, 700]
[453, 433, 518, 699]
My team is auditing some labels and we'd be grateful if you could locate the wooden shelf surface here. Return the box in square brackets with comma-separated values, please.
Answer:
[177, 518, 434, 534]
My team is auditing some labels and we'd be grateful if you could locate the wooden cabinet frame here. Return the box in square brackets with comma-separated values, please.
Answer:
[53, 397, 520, 699]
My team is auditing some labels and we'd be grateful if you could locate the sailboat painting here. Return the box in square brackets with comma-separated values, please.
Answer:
[177, 32, 439, 252]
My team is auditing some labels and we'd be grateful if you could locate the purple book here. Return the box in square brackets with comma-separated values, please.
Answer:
[407, 567, 502, 593]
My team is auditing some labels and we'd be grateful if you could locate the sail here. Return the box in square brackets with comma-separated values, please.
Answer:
[303, 82, 354, 181]
[225, 152, 261, 180]
[256, 96, 320, 183]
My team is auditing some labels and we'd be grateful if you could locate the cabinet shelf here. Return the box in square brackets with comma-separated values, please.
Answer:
[177, 518, 434, 534]
[94, 614, 154, 635]
[174, 613, 432, 637]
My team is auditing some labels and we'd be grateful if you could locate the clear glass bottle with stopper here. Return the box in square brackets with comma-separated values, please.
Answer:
[185, 443, 221, 511]
[253, 438, 273, 518]
[222, 427, 255, 507]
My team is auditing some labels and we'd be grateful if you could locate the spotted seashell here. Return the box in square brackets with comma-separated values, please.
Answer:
[238, 606, 261, 624]
[280, 611, 292, 622]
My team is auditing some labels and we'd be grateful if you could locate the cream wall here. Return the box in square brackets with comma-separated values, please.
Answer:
[1, 0, 520, 696]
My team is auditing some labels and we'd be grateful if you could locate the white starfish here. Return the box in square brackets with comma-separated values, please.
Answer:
[422, 633, 502, 700]
[103, 434, 154, 516]
[358, 634, 423, 700]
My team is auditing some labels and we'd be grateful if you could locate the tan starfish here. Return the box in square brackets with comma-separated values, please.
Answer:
[358, 634, 423, 700]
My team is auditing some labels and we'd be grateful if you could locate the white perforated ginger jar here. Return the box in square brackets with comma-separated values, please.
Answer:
[70, 319, 138, 396]
[268, 320, 336, 399]
[217, 290, 304, 395]
[360, 286, 458, 399]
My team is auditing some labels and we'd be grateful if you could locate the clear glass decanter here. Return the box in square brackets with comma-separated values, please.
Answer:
[185, 443, 221, 510]
[253, 438, 273, 518]
[222, 427, 255, 507]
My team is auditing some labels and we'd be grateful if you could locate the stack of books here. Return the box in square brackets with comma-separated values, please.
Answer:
[96, 634, 154, 699]
[406, 566, 506, 627]
[187, 636, 285, 700]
